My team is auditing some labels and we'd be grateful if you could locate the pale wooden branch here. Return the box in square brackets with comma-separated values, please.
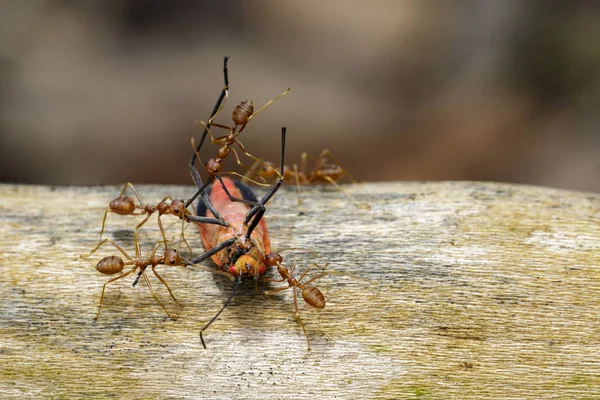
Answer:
[1, 182, 599, 399]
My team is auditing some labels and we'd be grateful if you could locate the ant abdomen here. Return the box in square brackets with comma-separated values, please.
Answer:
[109, 196, 136, 213]
[314, 165, 344, 182]
[96, 255, 125, 275]
[232, 99, 254, 126]
[302, 286, 325, 309]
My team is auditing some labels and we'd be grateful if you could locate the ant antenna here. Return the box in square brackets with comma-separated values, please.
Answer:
[132, 270, 143, 287]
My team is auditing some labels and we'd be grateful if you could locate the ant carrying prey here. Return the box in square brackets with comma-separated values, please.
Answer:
[188, 127, 288, 348]
[263, 253, 329, 350]
[185, 56, 290, 212]
[89, 231, 189, 320]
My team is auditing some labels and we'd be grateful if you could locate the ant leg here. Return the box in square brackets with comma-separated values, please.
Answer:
[178, 218, 193, 257]
[264, 285, 292, 305]
[216, 175, 263, 208]
[301, 152, 310, 176]
[142, 273, 177, 320]
[133, 213, 152, 253]
[234, 140, 282, 179]
[230, 146, 268, 182]
[247, 87, 291, 122]
[190, 237, 236, 265]
[94, 209, 112, 249]
[156, 215, 170, 249]
[195, 120, 229, 145]
[221, 171, 272, 187]
[323, 176, 369, 209]
[151, 266, 181, 306]
[241, 159, 262, 183]
[318, 149, 356, 182]
[85, 238, 134, 262]
[94, 268, 136, 320]
[200, 275, 242, 349]
[293, 164, 303, 206]
[263, 277, 287, 284]
[244, 127, 287, 233]
[292, 286, 311, 350]
[121, 182, 146, 207]
[186, 262, 236, 281]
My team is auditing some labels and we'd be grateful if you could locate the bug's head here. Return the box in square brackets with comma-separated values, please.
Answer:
[228, 253, 266, 278]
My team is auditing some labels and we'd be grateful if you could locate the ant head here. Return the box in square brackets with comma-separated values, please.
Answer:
[163, 249, 184, 266]
[169, 199, 185, 217]
[263, 253, 282, 267]
[205, 158, 221, 176]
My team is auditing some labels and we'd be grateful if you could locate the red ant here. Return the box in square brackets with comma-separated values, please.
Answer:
[262, 253, 329, 350]
[87, 183, 193, 257]
[185, 56, 290, 214]
[188, 127, 288, 348]
[245, 149, 369, 208]
[89, 235, 189, 320]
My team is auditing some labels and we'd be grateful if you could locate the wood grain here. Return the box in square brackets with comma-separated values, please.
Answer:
[1, 182, 599, 399]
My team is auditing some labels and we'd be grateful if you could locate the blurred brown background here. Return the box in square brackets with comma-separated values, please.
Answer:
[1, 1, 599, 191]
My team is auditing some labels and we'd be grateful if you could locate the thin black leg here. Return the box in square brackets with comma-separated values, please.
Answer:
[200, 274, 242, 349]
[190, 56, 230, 168]
[244, 127, 286, 237]
[190, 237, 236, 265]
[187, 214, 228, 227]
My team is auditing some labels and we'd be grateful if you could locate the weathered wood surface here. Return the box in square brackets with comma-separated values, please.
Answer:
[1, 182, 599, 399]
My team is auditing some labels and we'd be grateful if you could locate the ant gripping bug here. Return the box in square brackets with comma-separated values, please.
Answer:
[262, 253, 329, 350]
[90, 235, 188, 320]
[188, 127, 287, 349]
[185, 56, 290, 213]
[85, 183, 193, 257]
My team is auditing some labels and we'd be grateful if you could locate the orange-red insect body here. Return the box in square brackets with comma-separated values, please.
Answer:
[196, 177, 270, 278]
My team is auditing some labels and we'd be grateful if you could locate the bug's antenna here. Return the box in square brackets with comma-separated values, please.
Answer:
[200, 274, 242, 349]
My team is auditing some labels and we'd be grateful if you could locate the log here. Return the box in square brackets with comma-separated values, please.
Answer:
[1, 181, 599, 399]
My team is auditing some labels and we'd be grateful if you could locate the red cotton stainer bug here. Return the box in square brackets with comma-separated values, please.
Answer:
[187, 127, 287, 349]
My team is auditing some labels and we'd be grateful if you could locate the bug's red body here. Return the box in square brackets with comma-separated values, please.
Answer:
[197, 177, 270, 277]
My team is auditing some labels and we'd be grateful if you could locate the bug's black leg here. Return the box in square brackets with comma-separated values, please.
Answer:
[244, 127, 286, 236]
[190, 237, 236, 265]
